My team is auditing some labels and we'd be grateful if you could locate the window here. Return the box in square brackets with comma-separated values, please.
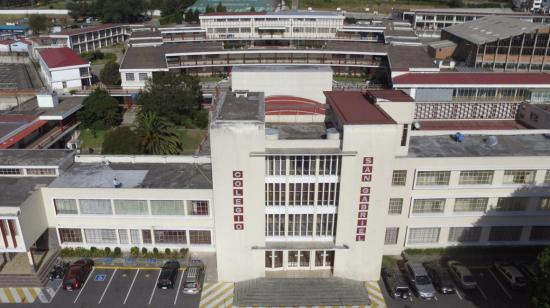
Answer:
[495, 197, 529, 211]
[288, 251, 299, 267]
[0, 168, 22, 175]
[189, 201, 209, 215]
[84, 229, 117, 244]
[317, 183, 339, 206]
[489, 226, 522, 242]
[26, 168, 56, 176]
[264, 250, 283, 268]
[288, 183, 315, 206]
[150, 200, 186, 215]
[154, 230, 186, 244]
[539, 198, 550, 211]
[125, 73, 135, 81]
[412, 199, 445, 214]
[287, 214, 313, 237]
[113, 200, 148, 215]
[454, 198, 488, 212]
[530, 226, 550, 241]
[384, 227, 399, 245]
[400, 124, 408, 146]
[545, 170, 550, 184]
[289, 156, 314, 176]
[408, 227, 440, 244]
[319, 155, 341, 176]
[62, 81, 67, 88]
[142, 230, 152, 244]
[316, 213, 337, 237]
[118, 230, 129, 244]
[266, 156, 286, 176]
[79, 199, 112, 215]
[314, 250, 334, 267]
[265, 214, 285, 237]
[54, 199, 78, 214]
[503, 170, 536, 184]
[392, 170, 407, 186]
[448, 227, 481, 242]
[59, 228, 83, 243]
[416, 171, 450, 186]
[265, 183, 285, 206]
[300, 251, 310, 267]
[138, 73, 148, 81]
[459, 171, 494, 185]
[388, 198, 403, 215]
[189, 230, 211, 244]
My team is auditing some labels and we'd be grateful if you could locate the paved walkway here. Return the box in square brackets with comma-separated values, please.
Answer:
[0, 286, 55, 303]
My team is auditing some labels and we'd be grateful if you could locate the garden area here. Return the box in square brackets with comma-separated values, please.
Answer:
[59, 246, 189, 267]
[77, 73, 208, 155]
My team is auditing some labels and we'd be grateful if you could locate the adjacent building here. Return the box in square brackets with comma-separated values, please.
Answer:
[37, 47, 91, 91]
[44, 24, 127, 53]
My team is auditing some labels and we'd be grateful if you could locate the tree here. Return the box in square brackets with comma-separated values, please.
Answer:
[29, 14, 48, 34]
[135, 112, 183, 154]
[137, 72, 202, 125]
[215, 2, 226, 12]
[249, 6, 255, 12]
[530, 247, 550, 308]
[100, 61, 121, 86]
[205, 4, 214, 13]
[449, 0, 465, 8]
[78, 89, 122, 129]
[102, 127, 142, 154]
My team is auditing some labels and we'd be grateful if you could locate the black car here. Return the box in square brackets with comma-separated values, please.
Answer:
[424, 262, 456, 294]
[157, 261, 180, 289]
[382, 267, 412, 300]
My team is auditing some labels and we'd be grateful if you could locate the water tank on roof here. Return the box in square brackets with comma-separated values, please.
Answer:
[326, 128, 340, 140]
[486, 136, 498, 146]
[266, 128, 279, 140]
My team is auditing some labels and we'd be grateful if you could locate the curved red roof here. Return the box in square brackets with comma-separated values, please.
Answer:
[265, 96, 326, 116]
[38, 47, 88, 69]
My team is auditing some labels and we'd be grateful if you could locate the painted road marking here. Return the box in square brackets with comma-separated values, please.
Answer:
[74, 268, 95, 303]
[124, 269, 140, 305]
[476, 285, 488, 300]
[148, 270, 162, 305]
[488, 268, 512, 300]
[95, 274, 107, 282]
[173, 270, 185, 306]
[365, 281, 386, 308]
[199, 282, 234, 308]
[455, 288, 463, 300]
[99, 269, 117, 304]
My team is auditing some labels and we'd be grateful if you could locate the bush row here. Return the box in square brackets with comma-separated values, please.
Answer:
[60, 247, 188, 259]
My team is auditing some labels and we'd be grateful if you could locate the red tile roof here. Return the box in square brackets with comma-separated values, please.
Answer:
[365, 90, 413, 102]
[393, 72, 550, 86]
[0, 120, 47, 149]
[55, 23, 122, 36]
[325, 91, 396, 125]
[418, 120, 526, 131]
[265, 96, 326, 116]
[38, 47, 88, 68]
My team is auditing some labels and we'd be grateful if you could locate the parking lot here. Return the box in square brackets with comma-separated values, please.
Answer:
[379, 262, 529, 308]
[46, 267, 201, 308]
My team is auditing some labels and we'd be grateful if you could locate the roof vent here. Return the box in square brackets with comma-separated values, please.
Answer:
[486, 135, 498, 146]
[412, 122, 421, 130]
[453, 132, 465, 143]
[326, 128, 340, 140]
[265, 128, 279, 140]
[235, 90, 248, 98]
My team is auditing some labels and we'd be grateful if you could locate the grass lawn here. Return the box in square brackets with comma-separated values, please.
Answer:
[79, 128, 106, 153]
[197, 75, 226, 82]
[334, 75, 367, 83]
[176, 128, 207, 154]
[36, 0, 69, 9]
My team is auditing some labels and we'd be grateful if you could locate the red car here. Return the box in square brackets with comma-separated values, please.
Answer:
[62, 259, 94, 291]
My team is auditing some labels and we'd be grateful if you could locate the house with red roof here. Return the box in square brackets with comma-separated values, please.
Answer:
[37, 47, 91, 91]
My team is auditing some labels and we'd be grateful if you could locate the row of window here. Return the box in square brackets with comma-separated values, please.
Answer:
[265, 182, 340, 206]
[384, 225, 550, 245]
[266, 155, 342, 176]
[125, 72, 149, 81]
[388, 197, 550, 215]
[265, 213, 337, 238]
[0, 167, 57, 176]
[58, 228, 212, 245]
[392, 169, 550, 186]
[53, 199, 209, 216]
[265, 250, 335, 269]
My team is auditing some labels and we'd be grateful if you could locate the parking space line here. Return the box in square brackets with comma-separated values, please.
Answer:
[173, 270, 185, 306]
[124, 269, 140, 305]
[455, 288, 463, 300]
[488, 268, 512, 300]
[148, 270, 161, 305]
[99, 268, 117, 304]
[434, 295, 438, 301]
[74, 268, 95, 303]
[476, 285, 488, 300]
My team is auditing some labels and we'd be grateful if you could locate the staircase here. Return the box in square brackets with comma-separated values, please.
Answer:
[234, 277, 371, 307]
[0, 250, 60, 287]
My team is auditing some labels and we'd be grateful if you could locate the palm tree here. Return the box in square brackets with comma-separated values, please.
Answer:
[135, 112, 183, 155]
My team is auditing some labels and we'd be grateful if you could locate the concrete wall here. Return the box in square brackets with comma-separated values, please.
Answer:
[19, 189, 49, 250]
[121, 70, 152, 90]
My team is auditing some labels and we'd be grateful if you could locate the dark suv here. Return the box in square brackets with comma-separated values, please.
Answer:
[62, 259, 94, 291]
[382, 267, 411, 300]
[424, 262, 456, 294]
[157, 261, 180, 289]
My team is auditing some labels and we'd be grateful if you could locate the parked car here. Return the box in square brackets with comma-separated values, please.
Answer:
[513, 261, 536, 281]
[424, 262, 456, 294]
[381, 267, 412, 300]
[447, 261, 477, 289]
[182, 266, 204, 294]
[157, 261, 180, 289]
[62, 259, 94, 291]
[49, 260, 70, 280]
[494, 262, 527, 288]
[404, 261, 436, 299]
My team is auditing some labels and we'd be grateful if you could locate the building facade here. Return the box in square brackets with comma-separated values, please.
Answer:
[37, 47, 91, 91]
[46, 24, 127, 53]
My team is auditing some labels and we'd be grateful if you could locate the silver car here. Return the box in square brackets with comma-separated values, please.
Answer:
[404, 261, 436, 299]
[447, 260, 477, 289]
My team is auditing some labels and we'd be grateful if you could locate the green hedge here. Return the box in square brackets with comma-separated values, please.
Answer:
[60, 246, 188, 259]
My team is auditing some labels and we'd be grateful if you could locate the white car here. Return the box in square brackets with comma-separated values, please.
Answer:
[494, 262, 527, 288]
[447, 261, 477, 289]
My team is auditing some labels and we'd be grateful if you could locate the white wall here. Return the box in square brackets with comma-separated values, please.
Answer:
[121, 71, 153, 90]
[19, 190, 49, 251]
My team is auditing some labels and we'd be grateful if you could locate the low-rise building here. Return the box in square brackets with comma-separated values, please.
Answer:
[45, 24, 127, 53]
[37, 47, 91, 91]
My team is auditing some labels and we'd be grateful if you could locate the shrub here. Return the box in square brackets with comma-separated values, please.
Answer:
[164, 248, 171, 256]
[130, 246, 139, 257]
[114, 247, 122, 257]
[104, 247, 112, 256]
[60, 247, 75, 257]
[153, 247, 159, 256]
[141, 247, 148, 255]
[179, 248, 188, 258]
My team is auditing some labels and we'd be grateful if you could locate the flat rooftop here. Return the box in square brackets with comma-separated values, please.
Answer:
[443, 16, 545, 45]
[325, 91, 396, 125]
[120, 45, 168, 69]
[393, 72, 550, 87]
[408, 134, 550, 157]
[0, 149, 73, 166]
[0, 177, 55, 207]
[266, 123, 328, 140]
[418, 120, 526, 131]
[0, 63, 36, 89]
[215, 92, 265, 122]
[407, 8, 517, 14]
[49, 162, 213, 189]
